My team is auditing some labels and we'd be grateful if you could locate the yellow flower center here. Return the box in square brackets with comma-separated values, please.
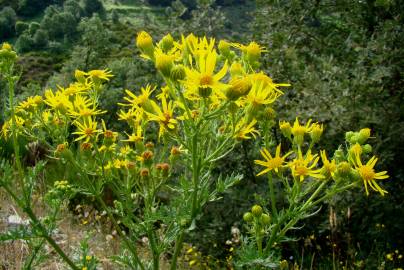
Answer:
[292, 126, 306, 137]
[268, 157, 283, 169]
[84, 128, 95, 136]
[295, 166, 309, 176]
[200, 74, 213, 86]
[358, 165, 375, 181]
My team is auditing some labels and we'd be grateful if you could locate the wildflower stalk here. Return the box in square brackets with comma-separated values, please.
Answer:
[1, 182, 79, 270]
[267, 172, 278, 217]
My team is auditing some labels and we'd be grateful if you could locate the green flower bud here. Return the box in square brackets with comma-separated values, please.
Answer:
[261, 213, 271, 225]
[348, 133, 360, 144]
[218, 40, 231, 56]
[362, 144, 372, 154]
[198, 86, 212, 98]
[336, 162, 351, 177]
[357, 128, 371, 144]
[243, 212, 254, 222]
[345, 131, 354, 142]
[251, 205, 263, 217]
[160, 33, 174, 52]
[170, 65, 186, 81]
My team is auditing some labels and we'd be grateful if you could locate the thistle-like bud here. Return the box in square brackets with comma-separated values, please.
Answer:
[141, 150, 154, 164]
[358, 128, 371, 144]
[243, 212, 254, 222]
[251, 205, 263, 217]
[160, 33, 174, 52]
[170, 65, 186, 81]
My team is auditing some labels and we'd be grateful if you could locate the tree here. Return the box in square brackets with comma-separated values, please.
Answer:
[83, 0, 105, 17]
[63, 0, 84, 20]
[33, 29, 49, 48]
[15, 33, 34, 53]
[0, 7, 17, 39]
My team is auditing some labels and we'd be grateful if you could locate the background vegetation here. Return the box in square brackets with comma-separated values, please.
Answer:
[1, 0, 403, 268]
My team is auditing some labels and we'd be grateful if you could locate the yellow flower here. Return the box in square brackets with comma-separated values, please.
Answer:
[234, 118, 259, 140]
[146, 96, 177, 138]
[120, 85, 155, 111]
[74, 70, 87, 83]
[320, 150, 336, 178]
[233, 41, 267, 62]
[136, 31, 154, 58]
[310, 123, 324, 142]
[44, 89, 73, 112]
[291, 118, 312, 145]
[73, 118, 101, 142]
[88, 69, 113, 82]
[183, 50, 228, 99]
[249, 72, 290, 93]
[154, 48, 175, 77]
[1, 42, 12, 51]
[69, 94, 106, 118]
[16, 95, 43, 112]
[352, 151, 389, 196]
[122, 125, 143, 143]
[240, 80, 282, 108]
[289, 149, 324, 181]
[255, 144, 292, 175]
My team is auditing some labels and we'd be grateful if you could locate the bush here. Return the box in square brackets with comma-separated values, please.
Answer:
[15, 21, 29, 35]
[33, 29, 49, 48]
[15, 33, 34, 53]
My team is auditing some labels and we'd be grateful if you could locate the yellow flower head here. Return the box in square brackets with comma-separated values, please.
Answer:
[291, 118, 312, 145]
[233, 41, 267, 62]
[352, 151, 389, 196]
[241, 81, 282, 108]
[16, 95, 43, 113]
[75, 70, 88, 83]
[121, 85, 155, 111]
[69, 94, 106, 118]
[310, 123, 324, 143]
[234, 118, 259, 140]
[255, 144, 292, 175]
[136, 31, 154, 57]
[146, 96, 177, 138]
[279, 120, 292, 138]
[320, 150, 337, 178]
[289, 149, 325, 182]
[183, 50, 228, 100]
[44, 89, 73, 112]
[88, 69, 113, 83]
[1, 42, 12, 51]
[73, 118, 101, 142]
[155, 48, 175, 77]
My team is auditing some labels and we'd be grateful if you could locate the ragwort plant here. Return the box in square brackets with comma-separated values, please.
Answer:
[0, 32, 389, 270]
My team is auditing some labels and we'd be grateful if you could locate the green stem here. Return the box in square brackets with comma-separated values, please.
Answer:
[2, 184, 79, 270]
[268, 172, 278, 217]
[170, 229, 185, 270]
